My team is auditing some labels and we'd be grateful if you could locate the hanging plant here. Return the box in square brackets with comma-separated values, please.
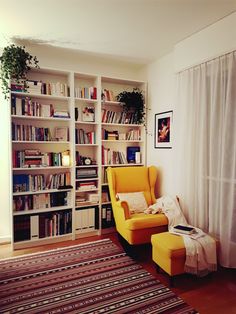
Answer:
[116, 88, 145, 125]
[0, 44, 39, 98]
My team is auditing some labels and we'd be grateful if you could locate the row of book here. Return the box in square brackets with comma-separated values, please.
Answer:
[102, 129, 141, 141]
[102, 205, 115, 229]
[12, 123, 52, 142]
[12, 124, 69, 142]
[11, 96, 70, 118]
[102, 167, 108, 184]
[13, 210, 72, 242]
[75, 129, 96, 144]
[101, 109, 141, 125]
[75, 207, 99, 233]
[74, 87, 97, 99]
[11, 80, 70, 97]
[12, 150, 67, 168]
[102, 146, 127, 165]
[11, 96, 52, 117]
[13, 191, 69, 211]
[13, 172, 71, 193]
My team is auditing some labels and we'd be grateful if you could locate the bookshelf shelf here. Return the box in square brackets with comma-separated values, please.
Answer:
[11, 115, 71, 122]
[76, 178, 98, 182]
[75, 121, 98, 125]
[9, 66, 146, 249]
[11, 91, 70, 101]
[102, 122, 143, 127]
[13, 166, 72, 171]
[12, 141, 70, 144]
[76, 188, 99, 193]
[102, 140, 143, 143]
[13, 188, 71, 196]
[75, 144, 98, 147]
[13, 205, 72, 216]
[102, 163, 144, 167]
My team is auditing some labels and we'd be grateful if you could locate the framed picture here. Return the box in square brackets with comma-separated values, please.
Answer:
[154, 110, 173, 148]
[54, 127, 68, 142]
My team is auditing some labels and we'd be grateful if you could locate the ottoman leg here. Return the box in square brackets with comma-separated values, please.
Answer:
[169, 275, 175, 287]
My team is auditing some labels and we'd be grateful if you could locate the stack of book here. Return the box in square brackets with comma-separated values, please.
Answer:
[76, 168, 97, 179]
[77, 181, 97, 191]
[172, 225, 195, 235]
[26, 80, 42, 94]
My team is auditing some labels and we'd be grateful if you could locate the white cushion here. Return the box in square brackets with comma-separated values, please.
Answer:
[116, 191, 148, 214]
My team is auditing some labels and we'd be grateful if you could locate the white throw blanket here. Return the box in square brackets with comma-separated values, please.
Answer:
[147, 195, 217, 276]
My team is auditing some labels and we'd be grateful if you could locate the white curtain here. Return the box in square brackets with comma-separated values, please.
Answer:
[176, 51, 236, 268]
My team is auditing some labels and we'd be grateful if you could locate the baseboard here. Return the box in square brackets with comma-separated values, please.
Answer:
[0, 236, 11, 245]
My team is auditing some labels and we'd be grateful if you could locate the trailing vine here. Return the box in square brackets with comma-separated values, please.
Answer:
[0, 44, 39, 98]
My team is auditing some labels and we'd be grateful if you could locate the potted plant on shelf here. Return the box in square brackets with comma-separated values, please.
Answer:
[0, 44, 39, 98]
[116, 88, 145, 125]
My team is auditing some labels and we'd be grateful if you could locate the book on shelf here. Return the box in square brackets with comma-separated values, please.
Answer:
[77, 181, 97, 191]
[53, 110, 70, 118]
[102, 146, 127, 165]
[172, 225, 195, 235]
[74, 87, 97, 99]
[26, 80, 42, 95]
[75, 207, 96, 233]
[12, 123, 53, 141]
[101, 89, 114, 101]
[11, 96, 54, 117]
[102, 205, 115, 228]
[127, 146, 141, 163]
[30, 215, 39, 240]
[76, 168, 97, 179]
[102, 191, 110, 203]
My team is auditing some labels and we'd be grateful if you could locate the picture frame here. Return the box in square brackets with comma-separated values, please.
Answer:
[154, 110, 173, 148]
[54, 127, 68, 142]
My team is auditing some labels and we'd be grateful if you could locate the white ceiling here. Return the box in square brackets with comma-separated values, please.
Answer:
[0, 0, 236, 64]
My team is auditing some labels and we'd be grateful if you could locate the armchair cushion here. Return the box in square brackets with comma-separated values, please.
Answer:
[117, 191, 148, 214]
[125, 213, 168, 230]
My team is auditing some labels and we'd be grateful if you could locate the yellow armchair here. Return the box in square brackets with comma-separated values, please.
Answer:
[107, 166, 168, 245]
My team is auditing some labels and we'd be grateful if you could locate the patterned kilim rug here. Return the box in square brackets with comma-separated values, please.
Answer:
[0, 239, 197, 314]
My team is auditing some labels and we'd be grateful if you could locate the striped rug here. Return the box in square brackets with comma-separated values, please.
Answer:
[0, 239, 197, 313]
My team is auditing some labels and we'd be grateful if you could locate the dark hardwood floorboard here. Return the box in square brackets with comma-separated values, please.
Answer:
[0, 233, 236, 314]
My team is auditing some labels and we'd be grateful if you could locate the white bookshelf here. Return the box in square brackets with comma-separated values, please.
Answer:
[9, 67, 146, 249]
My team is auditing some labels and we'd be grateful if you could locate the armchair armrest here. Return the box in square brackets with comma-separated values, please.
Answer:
[114, 200, 131, 220]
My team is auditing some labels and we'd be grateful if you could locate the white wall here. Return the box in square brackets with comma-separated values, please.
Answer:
[25, 44, 145, 80]
[145, 11, 236, 199]
[174, 11, 236, 72]
[145, 53, 176, 197]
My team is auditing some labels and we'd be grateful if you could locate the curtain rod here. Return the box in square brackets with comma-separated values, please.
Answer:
[175, 47, 236, 74]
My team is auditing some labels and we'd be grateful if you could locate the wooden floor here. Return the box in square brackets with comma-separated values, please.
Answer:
[1, 233, 236, 314]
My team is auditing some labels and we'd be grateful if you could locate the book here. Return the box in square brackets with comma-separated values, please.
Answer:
[127, 146, 140, 163]
[173, 225, 195, 235]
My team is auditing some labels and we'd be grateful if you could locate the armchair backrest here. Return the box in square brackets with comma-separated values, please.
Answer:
[107, 166, 157, 206]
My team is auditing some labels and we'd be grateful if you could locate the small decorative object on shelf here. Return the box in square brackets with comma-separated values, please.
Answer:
[82, 106, 95, 122]
[116, 88, 145, 125]
[0, 44, 39, 98]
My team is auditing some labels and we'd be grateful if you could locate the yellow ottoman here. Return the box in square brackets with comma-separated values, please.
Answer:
[151, 232, 186, 279]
